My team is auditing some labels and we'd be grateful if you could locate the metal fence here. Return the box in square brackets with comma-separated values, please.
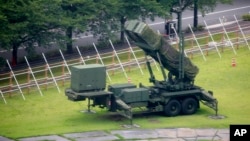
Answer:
[1, 15, 250, 104]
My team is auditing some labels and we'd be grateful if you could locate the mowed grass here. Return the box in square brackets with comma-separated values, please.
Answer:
[0, 47, 250, 139]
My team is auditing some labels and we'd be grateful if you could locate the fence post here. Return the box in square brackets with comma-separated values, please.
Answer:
[112, 51, 115, 75]
[127, 48, 131, 72]
[125, 35, 144, 75]
[61, 61, 65, 86]
[190, 38, 193, 59]
[8, 72, 12, 97]
[24, 56, 43, 96]
[27, 68, 30, 94]
[45, 64, 48, 90]
[79, 57, 82, 65]
[0, 90, 7, 104]
[109, 40, 128, 79]
[6, 60, 25, 100]
[220, 32, 225, 53]
[76, 46, 86, 65]
[219, 17, 237, 55]
[96, 55, 99, 64]
[175, 38, 179, 50]
[93, 43, 111, 81]
[42, 53, 61, 93]
[206, 32, 209, 56]
[59, 49, 71, 75]
[234, 14, 250, 50]
[204, 20, 222, 58]
[188, 24, 206, 61]
[236, 26, 239, 49]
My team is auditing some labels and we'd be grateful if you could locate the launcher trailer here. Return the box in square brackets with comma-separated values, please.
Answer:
[65, 21, 218, 121]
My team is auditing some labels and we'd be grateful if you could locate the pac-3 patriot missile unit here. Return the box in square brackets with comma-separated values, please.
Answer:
[65, 20, 218, 120]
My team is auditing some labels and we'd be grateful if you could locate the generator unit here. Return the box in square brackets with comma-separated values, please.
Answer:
[70, 64, 106, 92]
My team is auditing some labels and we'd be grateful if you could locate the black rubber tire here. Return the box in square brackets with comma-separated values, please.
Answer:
[164, 99, 181, 116]
[181, 97, 198, 115]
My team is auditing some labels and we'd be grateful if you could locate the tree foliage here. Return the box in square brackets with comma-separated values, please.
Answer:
[0, 0, 65, 65]
[0, 0, 171, 64]
[61, 0, 98, 53]
[197, 0, 232, 16]
[0, 0, 232, 65]
[158, 0, 232, 30]
[164, 0, 232, 14]
[89, 0, 170, 43]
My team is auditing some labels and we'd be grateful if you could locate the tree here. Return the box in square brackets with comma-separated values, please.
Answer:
[169, 0, 193, 33]
[193, 0, 198, 28]
[118, 0, 169, 42]
[167, 0, 232, 31]
[61, 0, 98, 54]
[89, 0, 170, 43]
[87, 0, 123, 43]
[0, 0, 65, 65]
[193, 0, 232, 29]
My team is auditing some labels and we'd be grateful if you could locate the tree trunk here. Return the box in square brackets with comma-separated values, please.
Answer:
[120, 16, 126, 43]
[66, 26, 73, 54]
[177, 12, 182, 34]
[11, 43, 18, 66]
[193, 0, 198, 29]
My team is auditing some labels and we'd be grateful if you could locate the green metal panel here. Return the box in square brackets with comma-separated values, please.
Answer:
[70, 64, 106, 92]
[121, 88, 149, 103]
[125, 20, 161, 50]
[108, 83, 136, 112]
[108, 83, 136, 96]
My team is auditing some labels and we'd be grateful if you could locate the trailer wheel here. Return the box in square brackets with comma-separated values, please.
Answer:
[181, 98, 198, 115]
[164, 99, 181, 116]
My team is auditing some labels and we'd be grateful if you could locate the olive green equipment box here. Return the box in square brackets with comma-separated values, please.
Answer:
[120, 88, 149, 103]
[108, 83, 136, 112]
[70, 64, 106, 92]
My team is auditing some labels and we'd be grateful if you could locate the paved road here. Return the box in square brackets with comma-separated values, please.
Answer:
[148, 0, 250, 29]
[0, 128, 230, 141]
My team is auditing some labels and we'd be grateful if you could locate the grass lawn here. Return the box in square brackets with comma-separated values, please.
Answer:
[0, 47, 250, 139]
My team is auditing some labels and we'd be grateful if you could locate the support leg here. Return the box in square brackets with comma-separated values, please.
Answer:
[81, 98, 96, 114]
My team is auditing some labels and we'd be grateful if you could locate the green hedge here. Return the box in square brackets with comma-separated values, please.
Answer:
[242, 14, 250, 21]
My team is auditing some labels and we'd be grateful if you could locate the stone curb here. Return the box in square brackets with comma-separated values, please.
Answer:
[0, 128, 229, 141]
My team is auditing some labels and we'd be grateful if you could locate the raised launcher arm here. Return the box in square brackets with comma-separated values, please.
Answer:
[125, 20, 199, 89]
[125, 20, 219, 116]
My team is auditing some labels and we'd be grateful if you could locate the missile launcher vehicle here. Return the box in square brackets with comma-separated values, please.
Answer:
[65, 20, 218, 120]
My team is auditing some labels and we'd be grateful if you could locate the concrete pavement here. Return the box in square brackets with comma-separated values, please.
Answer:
[0, 128, 229, 141]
